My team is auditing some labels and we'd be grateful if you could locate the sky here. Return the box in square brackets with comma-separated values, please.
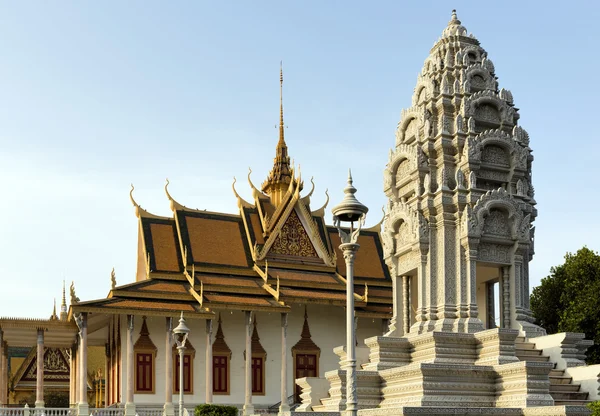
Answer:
[0, 1, 599, 318]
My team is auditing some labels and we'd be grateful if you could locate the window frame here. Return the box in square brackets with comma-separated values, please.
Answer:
[212, 353, 230, 395]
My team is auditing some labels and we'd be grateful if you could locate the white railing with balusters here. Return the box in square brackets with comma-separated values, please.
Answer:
[0, 408, 75, 416]
[90, 408, 124, 416]
[135, 409, 164, 416]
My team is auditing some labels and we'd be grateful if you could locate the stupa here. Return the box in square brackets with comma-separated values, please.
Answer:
[295, 10, 599, 416]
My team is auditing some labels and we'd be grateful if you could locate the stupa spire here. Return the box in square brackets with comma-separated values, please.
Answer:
[261, 63, 294, 205]
[60, 280, 67, 321]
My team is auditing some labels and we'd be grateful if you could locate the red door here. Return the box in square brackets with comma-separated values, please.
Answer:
[295, 354, 317, 402]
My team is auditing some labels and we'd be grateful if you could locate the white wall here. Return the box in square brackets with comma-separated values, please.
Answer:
[118, 304, 384, 407]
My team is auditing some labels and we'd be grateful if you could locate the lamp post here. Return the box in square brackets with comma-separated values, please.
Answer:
[332, 170, 368, 416]
[173, 312, 190, 416]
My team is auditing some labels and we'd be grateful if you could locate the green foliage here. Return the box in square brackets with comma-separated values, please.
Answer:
[194, 404, 238, 416]
[44, 391, 69, 408]
[588, 401, 600, 416]
[531, 247, 600, 364]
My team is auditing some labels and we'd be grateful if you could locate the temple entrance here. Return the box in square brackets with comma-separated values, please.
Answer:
[476, 264, 501, 329]
[294, 353, 317, 403]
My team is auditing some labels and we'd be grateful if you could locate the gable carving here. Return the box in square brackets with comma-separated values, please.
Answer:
[21, 348, 70, 382]
[269, 210, 318, 258]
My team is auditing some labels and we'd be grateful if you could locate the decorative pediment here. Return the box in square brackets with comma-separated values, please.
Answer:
[134, 317, 157, 352]
[213, 313, 231, 357]
[462, 188, 531, 243]
[17, 347, 70, 384]
[292, 307, 320, 355]
[382, 201, 428, 258]
[269, 210, 318, 258]
[256, 198, 335, 267]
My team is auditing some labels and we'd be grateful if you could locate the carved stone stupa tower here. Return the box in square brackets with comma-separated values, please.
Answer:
[382, 10, 543, 337]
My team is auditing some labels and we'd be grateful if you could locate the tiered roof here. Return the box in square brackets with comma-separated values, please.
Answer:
[73, 73, 392, 320]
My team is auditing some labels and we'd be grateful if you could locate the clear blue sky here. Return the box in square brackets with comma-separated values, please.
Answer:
[1, 1, 599, 318]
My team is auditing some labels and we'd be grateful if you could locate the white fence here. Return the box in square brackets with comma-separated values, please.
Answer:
[0, 408, 76, 416]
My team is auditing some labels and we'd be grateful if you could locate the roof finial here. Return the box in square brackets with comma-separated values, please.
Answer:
[451, 9, 457, 20]
[279, 61, 285, 144]
[60, 280, 68, 320]
[51, 298, 57, 320]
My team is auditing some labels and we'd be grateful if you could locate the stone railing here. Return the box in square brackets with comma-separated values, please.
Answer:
[529, 332, 592, 370]
[135, 409, 164, 416]
[295, 377, 330, 412]
[90, 408, 124, 416]
[0, 407, 76, 416]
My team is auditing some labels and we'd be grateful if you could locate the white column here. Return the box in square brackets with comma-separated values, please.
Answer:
[3, 342, 8, 406]
[164, 317, 174, 416]
[35, 329, 44, 408]
[124, 315, 135, 416]
[402, 275, 410, 335]
[243, 311, 254, 416]
[78, 313, 89, 416]
[342, 244, 358, 416]
[502, 266, 510, 329]
[0, 329, 4, 407]
[205, 319, 213, 404]
[72, 342, 78, 407]
[278, 313, 289, 416]
[385, 274, 403, 337]
[104, 344, 109, 407]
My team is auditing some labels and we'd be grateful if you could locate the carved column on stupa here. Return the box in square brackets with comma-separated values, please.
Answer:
[382, 10, 543, 337]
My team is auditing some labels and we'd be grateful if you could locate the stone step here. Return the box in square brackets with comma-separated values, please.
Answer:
[516, 341, 537, 350]
[516, 353, 550, 362]
[515, 348, 544, 357]
[549, 369, 566, 377]
[551, 391, 589, 401]
[550, 380, 579, 390]
[553, 399, 591, 406]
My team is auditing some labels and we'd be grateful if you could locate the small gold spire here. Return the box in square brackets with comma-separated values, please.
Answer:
[261, 62, 294, 205]
[279, 61, 285, 144]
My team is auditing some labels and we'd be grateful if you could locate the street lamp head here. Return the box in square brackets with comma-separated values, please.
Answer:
[172, 311, 190, 347]
[331, 169, 369, 224]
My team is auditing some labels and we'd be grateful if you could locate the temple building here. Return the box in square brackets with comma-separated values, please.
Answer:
[60, 67, 393, 415]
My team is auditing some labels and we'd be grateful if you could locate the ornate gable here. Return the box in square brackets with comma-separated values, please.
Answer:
[15, 347, 70, 386]
[269, 210, 318, 258]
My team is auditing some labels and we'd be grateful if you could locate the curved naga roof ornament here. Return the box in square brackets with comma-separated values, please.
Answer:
[248, 167, 267, 200]
[129, 184, 164, 219]
[300, 177, 315, 205]
[231, 177, 254, 209]
[310, 189, 329, 217]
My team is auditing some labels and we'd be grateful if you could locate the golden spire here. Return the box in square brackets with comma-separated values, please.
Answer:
[50, 298, 58, 321]
[261, 62, 294, 205]
[279, 61, 285, 144]
[60, 280, 68, 321]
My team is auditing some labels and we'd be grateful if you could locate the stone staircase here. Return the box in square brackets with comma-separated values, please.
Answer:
[515, 336, 590, 406]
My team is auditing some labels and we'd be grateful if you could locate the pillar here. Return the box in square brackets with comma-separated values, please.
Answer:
[502, 266, 510, 329]
[72, 342, 78, 407]
[402, 275, 411, 335]
[385, 274, 403, 336]
[243, 311, 254, 416]
[78, 313, 89, 416]
[278, 313, 289, 416]
[164, 317, 174, 416]
[0, 329, 4, 407]
[205, 319, 213, 404]
[35, 329, 44, 408]
[3, 342, 8, 406]
[124, 315, 135, 416]
[104, 344, 109, 407]
[342, 244, 358, 416]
